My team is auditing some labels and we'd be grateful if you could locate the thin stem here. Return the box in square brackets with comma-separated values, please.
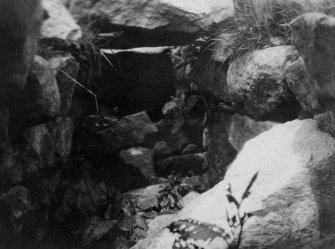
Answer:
[59, 69, 100, 114]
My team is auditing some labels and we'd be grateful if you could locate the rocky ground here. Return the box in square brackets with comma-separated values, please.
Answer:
[1, 0, 335, 249]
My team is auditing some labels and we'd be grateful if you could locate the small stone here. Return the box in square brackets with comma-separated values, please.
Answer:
[181, 144, 199, 155]
[81, 216, 117, 247]
[155, 153, 206, 176]
[124, 184, 168, 211]
[153, 141, 173, 161]
[119, 147, 155, 181]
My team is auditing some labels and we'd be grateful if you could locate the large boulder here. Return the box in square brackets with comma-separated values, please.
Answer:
[0, 0, 44, 102]
[135, 119, 335, 249]
[42, 0, 82, 41]
[290, 13, 335, 111]
[226, 46, 299, 120]
[70, 0, 234, 35]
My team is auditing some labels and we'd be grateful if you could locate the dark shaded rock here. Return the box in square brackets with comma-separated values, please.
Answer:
[284, 55, 321, 117]
[314, 111, 335, 138]
[0, 117, 72, 185]
[0, 106, 9, 150]
[290, 13, 335, 112]
[0, 186, 52, 247]
[203, 113, 237, 186]
[94, 112, 158, 153]
[55, 178, 121, 222]
[0, 0, 44, 103]
[155, 153, 206, 176]
[227, 114, 278, 151]
[117, 215, 147, 233]
[153, 141, 173, 161]
[124, 184, 167, 211]
[0, 107, 10, 182]
[0, 146, 24, 185]
[93, 158, 157, 192]
[188, 41, 231, 101]
[0, 186, 31, 234]
[130, 227, 148, 245]
[69, 97, 91, 131]
[11, 56, 61, 127]
[181, 144, 199, 155]
[119, 147, 155, 181]
[156, 118, 203, 154]
[113, 236, 129, 249]
[26, 167, 61, 208]
[22, 116, 73, 176]
[81, 216, 117, 247]
[48, 54, 80, 115]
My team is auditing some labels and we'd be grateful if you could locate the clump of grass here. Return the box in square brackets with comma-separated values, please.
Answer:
[214, 0, 334, 63]
[37, 36, 103, 114]
[37, 21, 117, 115]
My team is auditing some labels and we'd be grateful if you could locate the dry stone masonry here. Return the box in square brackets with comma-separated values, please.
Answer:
[1, 0, 335, 249]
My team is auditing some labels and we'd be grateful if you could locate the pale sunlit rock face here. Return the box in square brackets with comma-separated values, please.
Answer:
[134, 119, 335, 249]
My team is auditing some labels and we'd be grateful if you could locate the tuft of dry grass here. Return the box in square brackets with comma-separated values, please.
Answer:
[37, 21, 117, 115]
[213, 0, 335, 63]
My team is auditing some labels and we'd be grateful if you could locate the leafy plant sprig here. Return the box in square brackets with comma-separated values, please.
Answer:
[167, 172, 259, 249]
[158, 176, 200, 212]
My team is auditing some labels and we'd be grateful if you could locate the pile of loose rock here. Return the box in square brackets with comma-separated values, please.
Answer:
[2, 0, 335, 249]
